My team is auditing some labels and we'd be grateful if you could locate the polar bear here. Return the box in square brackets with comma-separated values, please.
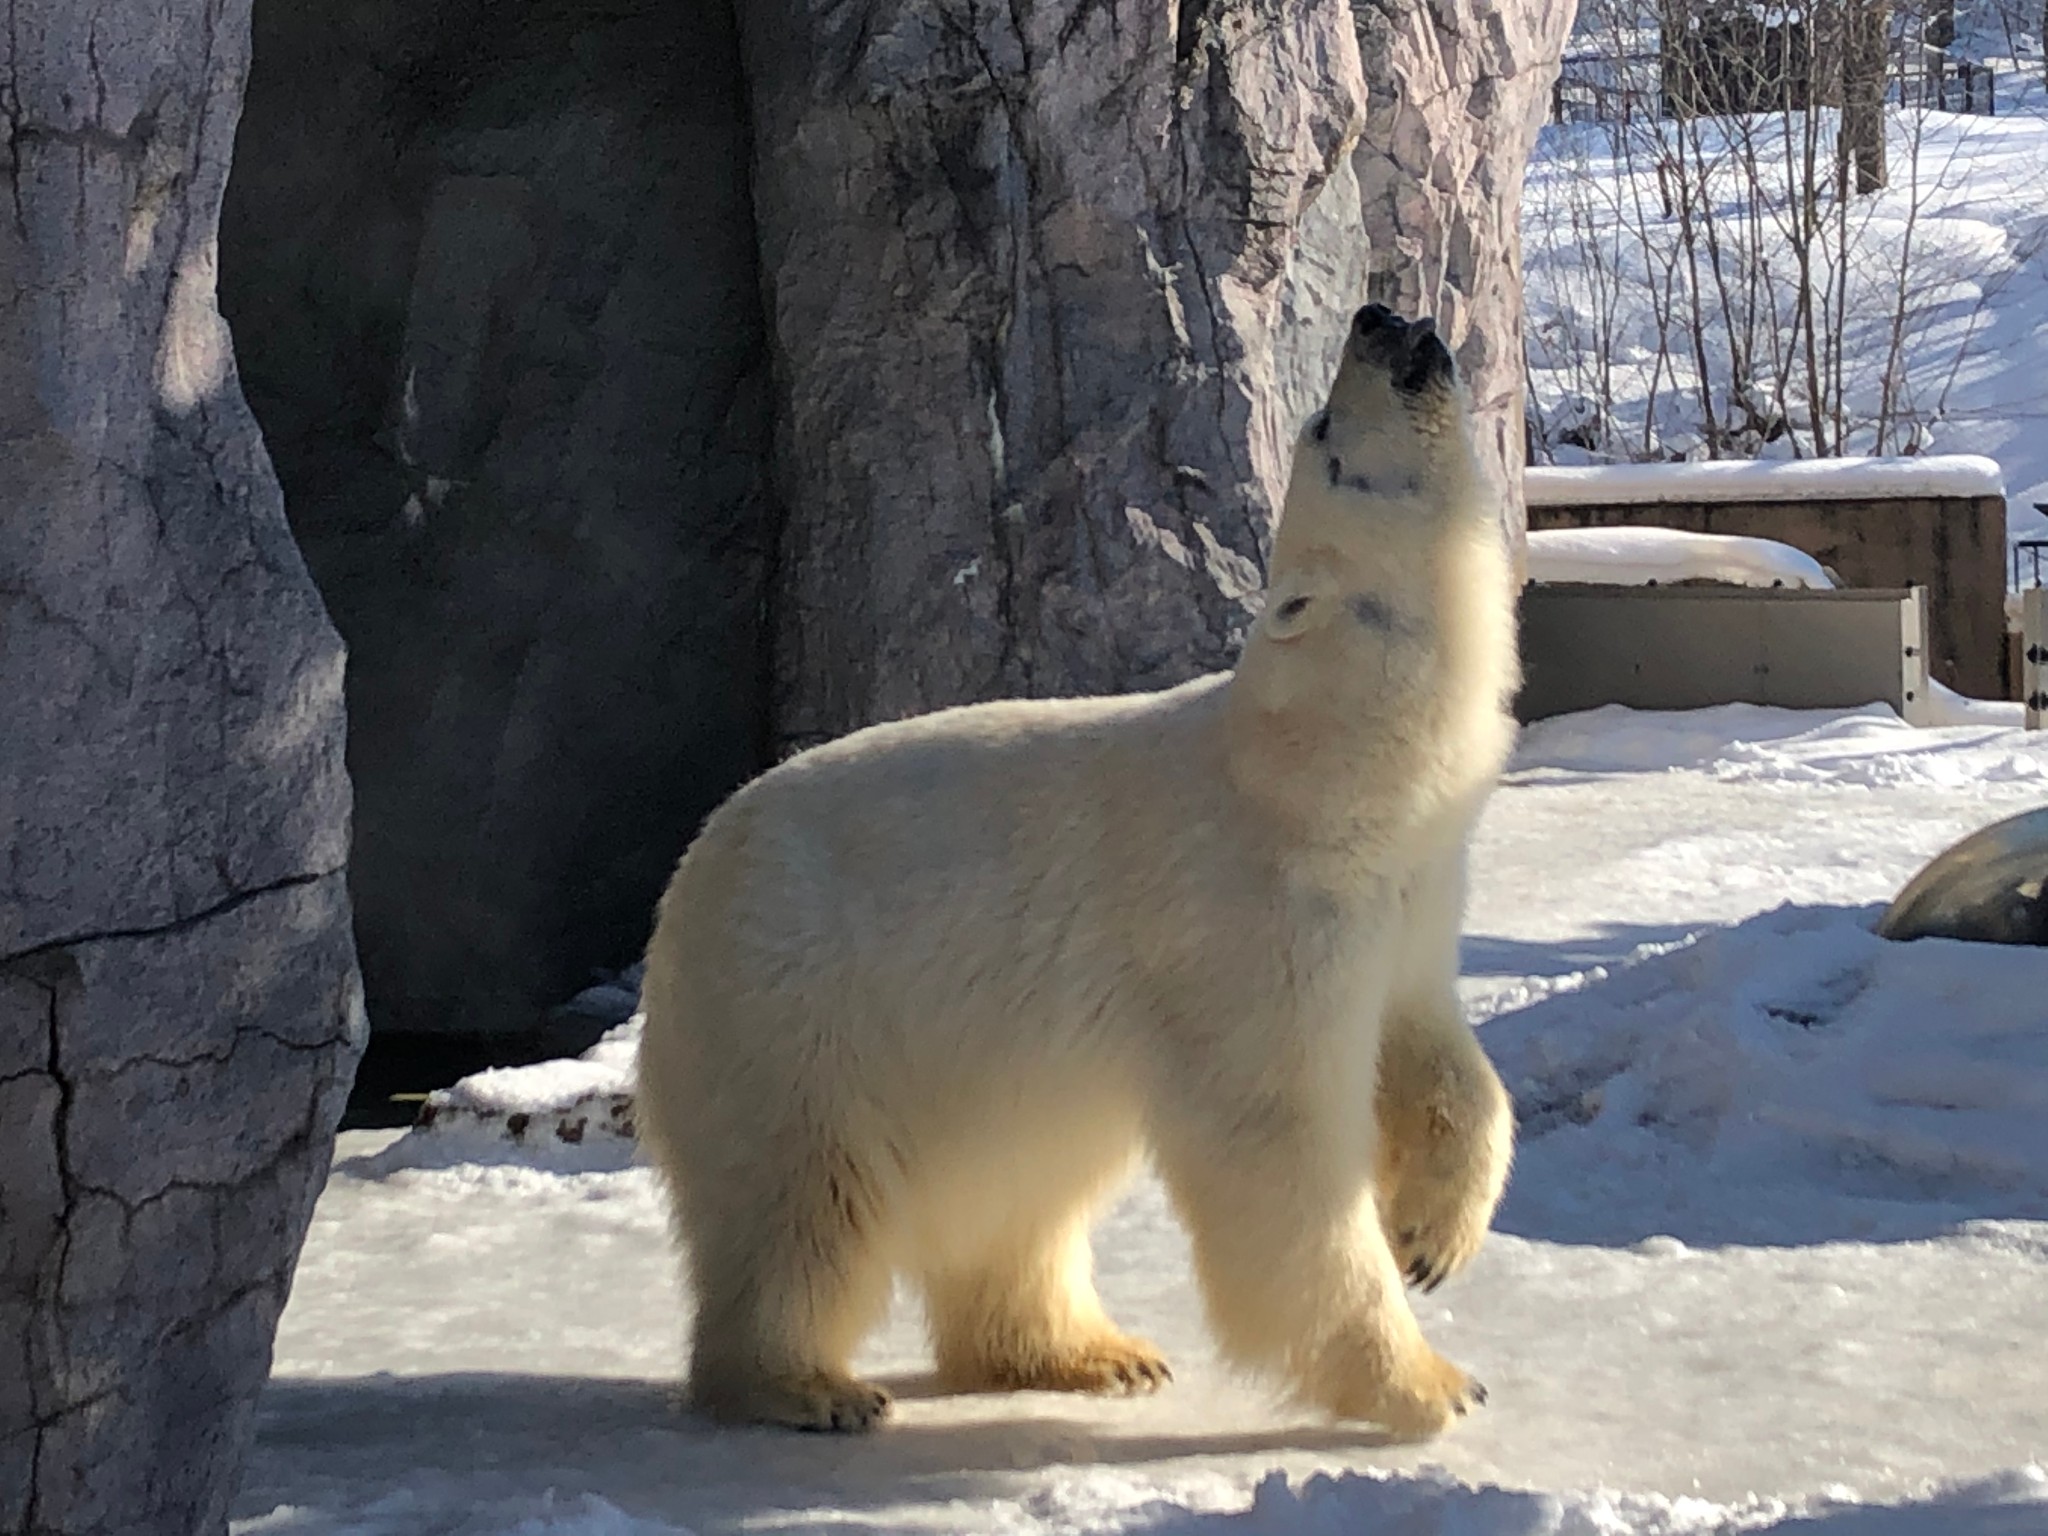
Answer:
[635, 304, 1521, 1439]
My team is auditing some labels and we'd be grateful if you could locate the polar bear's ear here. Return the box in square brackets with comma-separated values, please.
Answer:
[1261, 574, 1329, 641]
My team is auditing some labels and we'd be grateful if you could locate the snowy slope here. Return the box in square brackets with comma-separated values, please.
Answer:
[238, 705, 2048, 1536]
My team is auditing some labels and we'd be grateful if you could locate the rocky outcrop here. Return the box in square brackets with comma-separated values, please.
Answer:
[744, 0, 1369, 749]
[1348, 0, 1575, 549]
[219, 0, 774, 1037]
[207, 0, 1563, 1049]
[746, 0, 1564, 747]
[0, 1, 363, 1531]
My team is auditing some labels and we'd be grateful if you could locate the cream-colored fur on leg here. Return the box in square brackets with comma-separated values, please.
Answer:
[636, 304, 1520, 1436]
[1377, 851, 1516, 1294]
[924, 1215, 1170, 1395]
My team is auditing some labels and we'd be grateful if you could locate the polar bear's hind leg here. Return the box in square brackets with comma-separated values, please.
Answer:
[681, 1140, 898, 1433]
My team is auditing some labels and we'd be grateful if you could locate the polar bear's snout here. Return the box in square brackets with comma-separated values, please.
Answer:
[1348, 305, 1456, 394]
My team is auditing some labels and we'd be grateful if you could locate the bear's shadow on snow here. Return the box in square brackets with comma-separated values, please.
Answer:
[1459, 921, 1705, 980]
[241, 1371, 1407, 1530]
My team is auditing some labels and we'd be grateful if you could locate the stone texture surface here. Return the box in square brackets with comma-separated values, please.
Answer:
[219, 0, 773, 1035]
[746, 0, 1566, 749]
[0, 1, 364, 1530]
[1348, 0, 1576, 553]
[208, 0, 1565, 1041]
[743, 0, 1370, 749]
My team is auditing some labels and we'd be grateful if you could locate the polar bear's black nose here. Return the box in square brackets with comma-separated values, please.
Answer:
[1350, 306, 1455, 390]
[1353, 304, 1399, 336]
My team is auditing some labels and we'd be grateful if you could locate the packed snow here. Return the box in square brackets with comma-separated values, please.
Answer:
[238, 702, 2048, 1535]
[1525, 526, 1836, 588]
[1525, 456, 2006, 507]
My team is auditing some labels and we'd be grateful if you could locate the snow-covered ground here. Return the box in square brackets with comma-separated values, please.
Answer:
[236, 704, 2048, 1535]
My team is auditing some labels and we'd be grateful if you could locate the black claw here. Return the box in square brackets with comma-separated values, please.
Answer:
[1470, 1380, 1489, 1407]
[1422, 1268, 1445, 1294]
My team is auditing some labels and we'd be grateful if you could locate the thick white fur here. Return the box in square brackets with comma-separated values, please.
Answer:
[636, 314, 1521, 1438]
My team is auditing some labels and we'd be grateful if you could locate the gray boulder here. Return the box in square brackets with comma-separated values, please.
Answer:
[743, 0, 1370, 748]
[0, 1, 362, 1531]
[747, 0, 1566, 748]
[1349, 0, 1575, 547]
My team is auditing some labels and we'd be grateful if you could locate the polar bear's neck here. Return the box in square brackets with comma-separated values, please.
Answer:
[1219, 456, 1519, 867]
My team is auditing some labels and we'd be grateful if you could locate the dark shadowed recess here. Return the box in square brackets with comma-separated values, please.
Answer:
[220, 0, 774, 1094]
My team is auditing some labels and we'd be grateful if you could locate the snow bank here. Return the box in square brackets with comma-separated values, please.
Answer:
[1488, 903, 2048, 1247]
[1526, 456, 2006, 507]
[1122, 1464, 2048, 1534]
[1511, 702, 2047, 785]
[1526, 526, 1835, 589]
[237, 1490, 690, 1535]
[377, 1020, 641, 1172]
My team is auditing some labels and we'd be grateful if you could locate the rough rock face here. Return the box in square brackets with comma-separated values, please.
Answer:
[747, 0, 1564, 748]
[0, 1, 364, 1531]
[744, 0, 1370, 749]
[219, 0, 773, 1036]
[1349, 0, 1575, 548]
[208, 0, 1561, 1046]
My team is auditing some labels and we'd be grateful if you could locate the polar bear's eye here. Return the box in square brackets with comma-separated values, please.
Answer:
[1276, 595, 1312, 622]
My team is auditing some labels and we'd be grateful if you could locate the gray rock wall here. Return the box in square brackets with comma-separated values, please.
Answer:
[0, 1, 364, 1530]
[210, 0, 1565, 1045]
[219, 0, 774, 1036]
[744, 0, 1369, 749]
[1350, 0, 1575, 548]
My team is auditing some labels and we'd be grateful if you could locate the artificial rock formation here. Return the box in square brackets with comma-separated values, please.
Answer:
[1349, 0, 1576, 544]
[744, 0, 1371, 749]
[208, 0, 1565, 1046]
[0, 2, 363, 1532]
[748, 0, 1568, 747]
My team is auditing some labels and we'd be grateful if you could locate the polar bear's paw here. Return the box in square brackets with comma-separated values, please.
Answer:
[691, 1368, 894, 1433]
[1376, 1063, 1514, 1294]
[1385, 1177, 1495, 1296]
[1313, 1332, 1487, 1441]
[944, 1332, 1173, 1397]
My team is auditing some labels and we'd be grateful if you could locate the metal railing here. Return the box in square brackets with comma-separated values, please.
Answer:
[1549, 44, 1998, 124]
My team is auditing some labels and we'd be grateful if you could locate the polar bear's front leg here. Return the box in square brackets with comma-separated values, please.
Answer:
[1374, 994, 1513, 1292]
[1374, 850, 1514, 1292]
[1152, 1104, 1485, 1439]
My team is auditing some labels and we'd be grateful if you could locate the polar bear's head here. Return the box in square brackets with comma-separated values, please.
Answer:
[1299, 304, 1468, 504]
[1258, 306, 1491, 647]
[1229, 304, 1519, 830]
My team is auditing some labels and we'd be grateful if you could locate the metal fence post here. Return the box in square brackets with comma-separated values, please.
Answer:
[2027, 587, 2046, 731]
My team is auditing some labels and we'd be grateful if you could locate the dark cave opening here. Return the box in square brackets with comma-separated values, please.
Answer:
[219, 0, 774, 1074]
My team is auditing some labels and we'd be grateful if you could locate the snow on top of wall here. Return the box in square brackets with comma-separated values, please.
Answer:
[1526, 525, 1834, 589]
[1526, 455, 2006, 507]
